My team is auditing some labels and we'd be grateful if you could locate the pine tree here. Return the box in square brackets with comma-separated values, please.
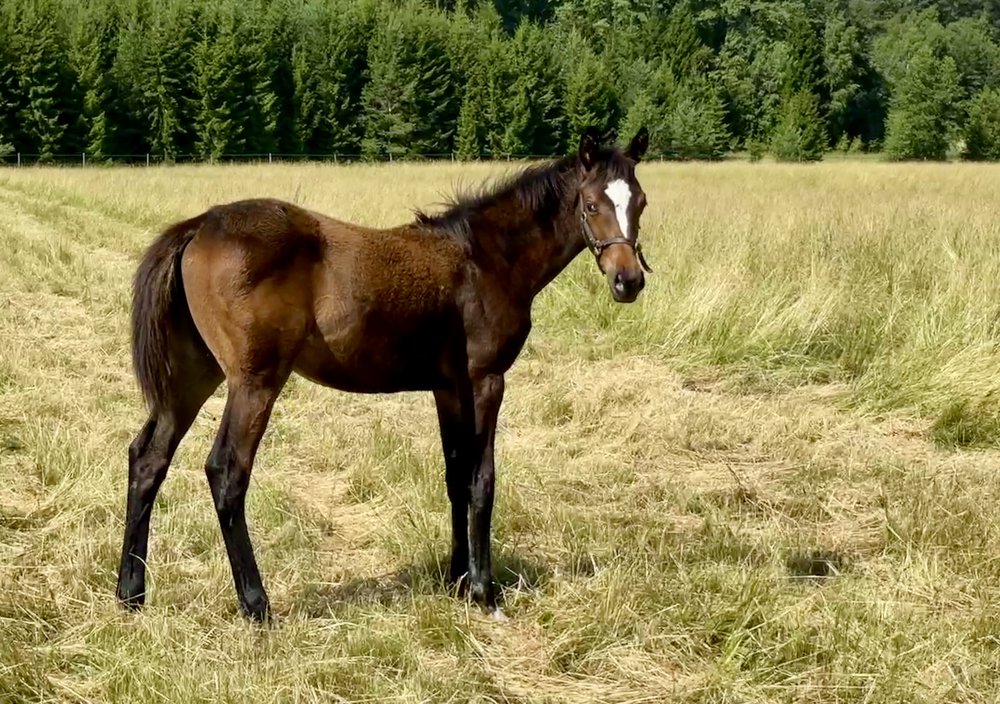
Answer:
[784, 13, 824, 99]
[616, 59, 678, 159]
[823, 13, 863, 147]
[0, 0, 991, 167]
[883, 46, 961, 160]
[661, 0, 711, 80]
[770, 90, 826, 161]
[147, 2, 199, 160]
[500, 21, 563, 156]
[455, 72, 489, 160]
[71, 1, 120, 160]
[667, 76, 731, 160]
[563, 44, 618, 141]
[0, 2, 24, 152]
[471, 35, 520, 158]
[717, 38, 789, 148]
[238, 0, 293, 155]
[449, 3, 503, 159]
[292, 0, 373, 155]
[14, 0, 83, 159]
[193, 3, 250, 159]
[961, 88, 1000, 161]
[408, 14, 459, 155]
[361, 4, 458, 158]
[360, 13, 414, 159]
[773, 12, 827, 156]
[618, 90, 665, 158]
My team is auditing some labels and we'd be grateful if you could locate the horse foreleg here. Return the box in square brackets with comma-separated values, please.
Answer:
[468, 373, 505, 618]
[434, 388, 474, 588]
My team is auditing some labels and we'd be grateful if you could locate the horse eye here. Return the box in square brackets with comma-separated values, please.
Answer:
[586, 202, 598, 214]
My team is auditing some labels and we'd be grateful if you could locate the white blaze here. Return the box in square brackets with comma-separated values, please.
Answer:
[604, 179, 631, 239]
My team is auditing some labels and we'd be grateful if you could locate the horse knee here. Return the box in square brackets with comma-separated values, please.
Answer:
[205, 453, 248, 518]
[446, 471, 469, 502]
[470, 465, 495, 510]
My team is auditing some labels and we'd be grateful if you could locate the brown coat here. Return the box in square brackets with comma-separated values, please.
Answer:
[116, 126, 651, 621]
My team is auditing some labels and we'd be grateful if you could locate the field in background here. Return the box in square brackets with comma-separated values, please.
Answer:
[2, 161, 1000, 702]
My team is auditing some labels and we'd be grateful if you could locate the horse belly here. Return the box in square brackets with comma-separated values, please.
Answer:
[293, 319, 453, 393]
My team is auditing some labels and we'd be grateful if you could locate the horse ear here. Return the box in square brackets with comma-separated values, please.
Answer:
[626, 126, 649, 161]
[579, 126, 602, 171]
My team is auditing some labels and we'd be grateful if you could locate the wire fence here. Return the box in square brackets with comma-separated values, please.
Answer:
[0, 151, 583, 167]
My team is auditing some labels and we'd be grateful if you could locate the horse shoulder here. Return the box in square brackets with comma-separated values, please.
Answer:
[460, 267, 532, 376]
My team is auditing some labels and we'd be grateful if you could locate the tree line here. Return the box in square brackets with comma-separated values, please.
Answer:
[1, 0, 999, 163]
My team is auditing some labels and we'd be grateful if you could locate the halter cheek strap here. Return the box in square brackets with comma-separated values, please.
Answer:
[578, 196, 653, 273]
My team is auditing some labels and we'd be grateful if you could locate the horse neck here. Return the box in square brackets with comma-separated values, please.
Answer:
[469, 176, 586, 303]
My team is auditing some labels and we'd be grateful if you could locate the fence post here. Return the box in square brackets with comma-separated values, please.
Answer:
[334, 153, 338, 164]
[146, 153, 150, 167]
[268, 152, 272, 164]
[16, 152, 20, 167]
[82, 152, 86, 167]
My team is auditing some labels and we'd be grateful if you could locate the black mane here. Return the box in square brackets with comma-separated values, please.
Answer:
[414, 147, 634, 241]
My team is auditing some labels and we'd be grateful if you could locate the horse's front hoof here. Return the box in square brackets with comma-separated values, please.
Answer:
[488, 605, 509, 622]
[239, 592, 272, 623]
[469, 581, 500, 613]
[116, 583, 146, 611]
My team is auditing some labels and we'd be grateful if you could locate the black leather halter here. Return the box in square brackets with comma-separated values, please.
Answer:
[578, 195, 653, 273]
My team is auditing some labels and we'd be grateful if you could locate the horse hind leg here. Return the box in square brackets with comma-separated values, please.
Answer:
[116, 361, 222, 609]
[204, 372, 288, 621]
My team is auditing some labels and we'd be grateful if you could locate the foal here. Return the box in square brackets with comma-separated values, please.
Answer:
[116, 126, 651, 621]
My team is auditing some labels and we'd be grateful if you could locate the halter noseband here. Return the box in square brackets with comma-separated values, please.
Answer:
[578, 195, 653, 273]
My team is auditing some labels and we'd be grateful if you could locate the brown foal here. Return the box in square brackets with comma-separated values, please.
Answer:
[116, 126, 651, 621]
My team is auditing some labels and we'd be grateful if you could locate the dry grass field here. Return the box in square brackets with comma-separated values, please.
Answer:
[3, 159, 1000, 703]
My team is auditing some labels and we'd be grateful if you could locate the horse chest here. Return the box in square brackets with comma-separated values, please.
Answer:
[464, 306, 531, 375]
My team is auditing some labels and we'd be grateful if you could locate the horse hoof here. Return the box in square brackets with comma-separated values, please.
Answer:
[489, 606, 509, 623]
[469, 581, 503, 616]
[240, 595, 272, 623]
[116, 586, 146, 611]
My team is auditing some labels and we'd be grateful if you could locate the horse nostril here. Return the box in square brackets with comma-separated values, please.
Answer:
[613, 273, 630, 295]
[614, 272, 641, 291]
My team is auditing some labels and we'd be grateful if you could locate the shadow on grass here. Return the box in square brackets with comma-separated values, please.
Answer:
[293, 551, 552, 617]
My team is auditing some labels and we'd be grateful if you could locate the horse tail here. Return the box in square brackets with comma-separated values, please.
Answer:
[130, 212, 210, 413]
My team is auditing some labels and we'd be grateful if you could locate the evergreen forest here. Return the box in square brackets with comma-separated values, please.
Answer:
[1, 0, 999, 162]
